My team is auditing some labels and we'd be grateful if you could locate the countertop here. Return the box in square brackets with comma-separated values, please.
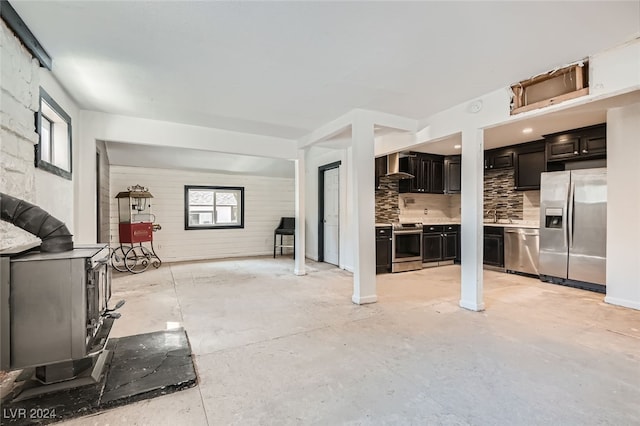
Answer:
[375, 222, 540, 229]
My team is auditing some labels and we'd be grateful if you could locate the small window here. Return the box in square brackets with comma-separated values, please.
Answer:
[36, 88, 72, 179]
[185, 185, 244, 230]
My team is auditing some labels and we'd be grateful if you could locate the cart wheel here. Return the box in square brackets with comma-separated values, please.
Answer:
[110, 246, 129, 273]
[124, 246, 151, 274]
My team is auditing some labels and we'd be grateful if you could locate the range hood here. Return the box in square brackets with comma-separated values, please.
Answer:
[385, 152, 414, 179]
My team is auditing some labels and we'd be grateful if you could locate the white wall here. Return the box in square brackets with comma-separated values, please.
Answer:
[590, 39, 640, 97]
[37, 70, 78, 232]
[75, 111, 298, 244]
[605, 102, 640, 310]
[109, 166, 294, 262]
[304, 146, 353, 271]
[0, 21, 77, 249]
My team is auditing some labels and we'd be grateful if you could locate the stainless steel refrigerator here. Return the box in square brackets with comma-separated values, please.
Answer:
[539, 168, 607, 287]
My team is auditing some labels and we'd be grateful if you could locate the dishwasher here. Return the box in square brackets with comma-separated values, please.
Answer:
[504, 227, 540, 276]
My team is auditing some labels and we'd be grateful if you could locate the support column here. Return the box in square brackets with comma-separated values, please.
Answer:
[294, 149, 306, 276]
[351, 115, 377, 304]
[604, 103, 640, 310]
[460, 127, 485, 311]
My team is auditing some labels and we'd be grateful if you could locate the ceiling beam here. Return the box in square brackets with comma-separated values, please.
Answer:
[1, 0, 52, 70]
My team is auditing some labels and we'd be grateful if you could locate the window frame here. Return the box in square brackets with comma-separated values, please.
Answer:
[184, 185, 245, 230]
[35, 88, 72, 180]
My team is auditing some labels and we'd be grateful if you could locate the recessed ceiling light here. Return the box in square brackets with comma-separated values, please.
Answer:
[454, 144, 462, 149]
[522, 127, 533, 134]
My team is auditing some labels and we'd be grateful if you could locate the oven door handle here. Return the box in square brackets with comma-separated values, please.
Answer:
[393, 230, 423, 235]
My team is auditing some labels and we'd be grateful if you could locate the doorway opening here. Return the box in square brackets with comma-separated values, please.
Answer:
[318, 161, 341, 266]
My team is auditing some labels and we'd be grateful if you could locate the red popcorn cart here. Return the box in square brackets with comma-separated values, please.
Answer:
[111, 184, 162, 273]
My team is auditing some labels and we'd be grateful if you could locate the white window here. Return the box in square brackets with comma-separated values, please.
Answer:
[36, 88, 72, 179]
[185, 186, 244, 229]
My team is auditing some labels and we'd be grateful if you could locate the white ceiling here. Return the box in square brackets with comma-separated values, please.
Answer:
[105, 142, 294, 178]
[12, 1, 640, 142]
[411, 90, 640, 156]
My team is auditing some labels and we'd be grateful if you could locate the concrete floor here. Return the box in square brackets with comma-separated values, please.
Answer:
[59, 257, 639, 425]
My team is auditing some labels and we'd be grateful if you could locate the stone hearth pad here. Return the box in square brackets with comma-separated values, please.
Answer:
[1, 328, 197, 425]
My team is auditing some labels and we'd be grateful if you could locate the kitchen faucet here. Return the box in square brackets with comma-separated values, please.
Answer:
[486, 208, 497, 223]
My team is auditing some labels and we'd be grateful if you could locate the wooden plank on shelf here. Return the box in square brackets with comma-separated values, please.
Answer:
[510, 87, 589, 115]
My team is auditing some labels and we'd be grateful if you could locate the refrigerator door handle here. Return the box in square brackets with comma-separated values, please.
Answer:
[568, 181, 575, 248]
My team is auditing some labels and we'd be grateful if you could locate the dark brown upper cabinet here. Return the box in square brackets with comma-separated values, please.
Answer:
[484, 147, 514, 170]
[399, 153, 444, 194]
[444, 155, 461, 194]
[374, 156, 387, 190]
[514, 141, 546, 190]
[545, 123, 606, 162]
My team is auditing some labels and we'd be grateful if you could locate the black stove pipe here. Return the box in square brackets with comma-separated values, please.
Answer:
[0, 192, 74, 253]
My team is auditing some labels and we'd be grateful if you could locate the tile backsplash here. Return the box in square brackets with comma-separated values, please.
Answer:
[375, 177, 399, 223]
[483, 168, 540, 224]
[523, 190, 540, 223]
[374, 168, 540, 225]
[399, 193, 460, 223]
[483, 168, 523, 221]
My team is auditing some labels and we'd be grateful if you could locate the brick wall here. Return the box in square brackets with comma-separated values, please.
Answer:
[0, 21, 41, 249]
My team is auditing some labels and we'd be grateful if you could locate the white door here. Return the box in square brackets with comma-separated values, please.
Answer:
[323, 167, 340, 266]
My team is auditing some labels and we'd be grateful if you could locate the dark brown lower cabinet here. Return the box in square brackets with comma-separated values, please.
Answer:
[423, 233, 443, 262]
[483, 227, 504, 268]
[423, 225, 459, 263]
[443, 232, 457, 261]
[375, 226, 392, 273]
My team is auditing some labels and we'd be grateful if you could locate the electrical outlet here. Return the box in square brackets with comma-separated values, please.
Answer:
[424, 209, 429, 215]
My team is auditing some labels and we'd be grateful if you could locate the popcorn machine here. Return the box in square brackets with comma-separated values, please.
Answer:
[111, 184, 162, 273]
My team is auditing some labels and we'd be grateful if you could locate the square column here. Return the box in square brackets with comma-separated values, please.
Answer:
[604, 103, 640, 310]
[351, 116, 377, 304]
[460, 128, 485, 311]
[294, 149, 306, 276]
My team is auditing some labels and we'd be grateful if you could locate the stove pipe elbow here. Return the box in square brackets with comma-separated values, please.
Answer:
[0, 192, 74, 253]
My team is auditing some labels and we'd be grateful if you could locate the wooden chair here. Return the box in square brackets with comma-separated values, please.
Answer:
[274, 217, 295, 258]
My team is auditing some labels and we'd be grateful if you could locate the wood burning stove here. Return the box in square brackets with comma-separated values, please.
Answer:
[0, 244, 118, 399]
[0, 192, 123, 400]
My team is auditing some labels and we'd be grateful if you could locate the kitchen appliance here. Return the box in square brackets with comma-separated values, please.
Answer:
[539, 168, 607, 292]
[391, 222, 423, 272]
[385, 152, 415, 179]
[505, 227, 540, 276]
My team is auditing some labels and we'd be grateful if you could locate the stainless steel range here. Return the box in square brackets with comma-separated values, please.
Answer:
[391, 222, 423, 272]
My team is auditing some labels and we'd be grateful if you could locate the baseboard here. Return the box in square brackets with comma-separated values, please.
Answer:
[459, 299, 485, 312]
[604, 296, 640, 311]
[352, 294, 377, 305]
